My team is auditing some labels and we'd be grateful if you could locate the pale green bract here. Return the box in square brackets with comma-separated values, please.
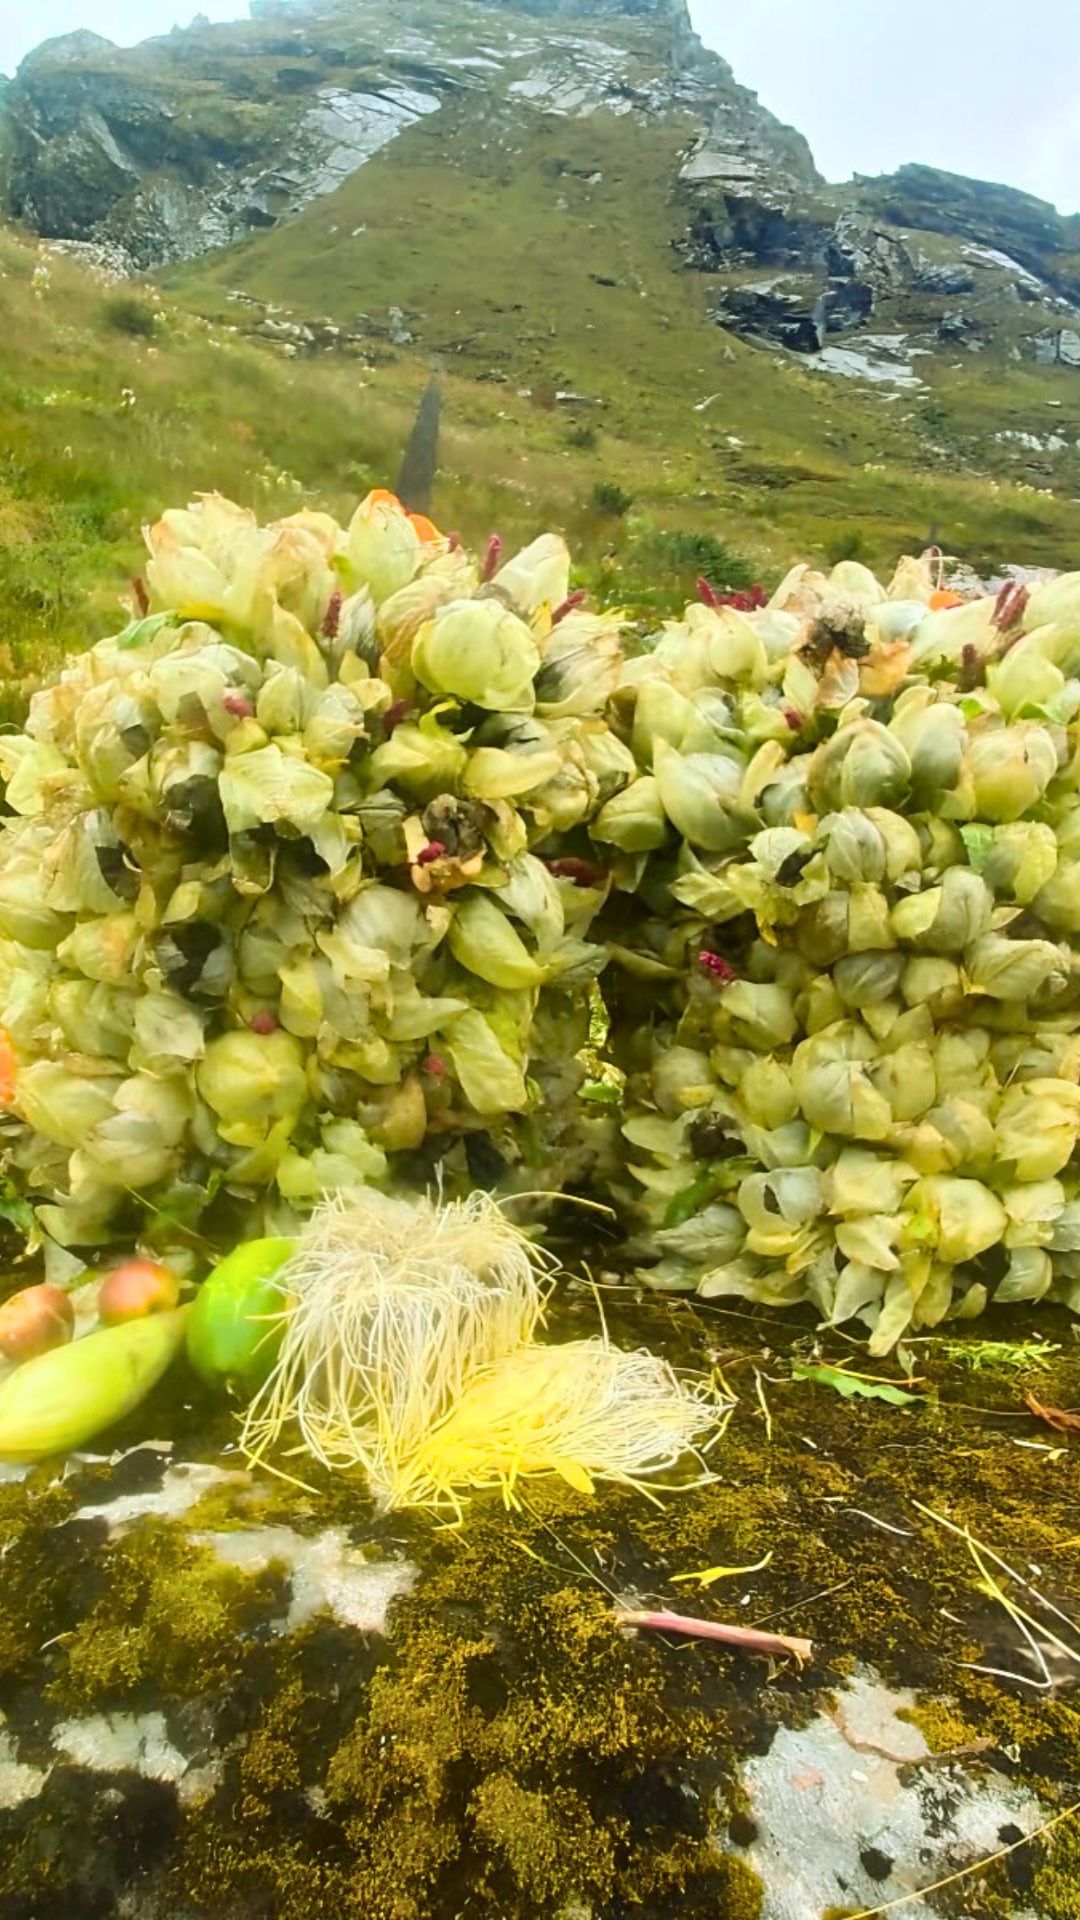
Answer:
[412, 599, 540, 713]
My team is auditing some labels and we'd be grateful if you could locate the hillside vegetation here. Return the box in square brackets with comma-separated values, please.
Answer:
[2, 187, 1079, 725]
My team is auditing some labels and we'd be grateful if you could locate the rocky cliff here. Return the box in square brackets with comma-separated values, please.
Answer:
[0, 0, 743, 269]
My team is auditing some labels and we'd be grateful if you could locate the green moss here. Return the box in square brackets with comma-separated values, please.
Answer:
[898, 1698, 978, 1754]
[713, 1854, 765, 1920]
[49, 1518, 280, 1710]
[4, 1307, 1080, 1918]
[470, 1773, 618, 1906]
[0, 1478, 77, 1674]
[239, 1676, 307, 1817]
[1032, 1821, 1080, 1920]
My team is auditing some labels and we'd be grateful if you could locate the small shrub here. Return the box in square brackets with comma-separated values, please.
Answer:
[590, 479, 633, 517]
[102, 294, 158, 340]
[637, 526, 754, 588]
[824, 527, 868, 566]
[566, 422, 597, 451]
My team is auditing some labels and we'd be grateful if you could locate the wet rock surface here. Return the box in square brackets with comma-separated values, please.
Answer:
[0, 1287, 1077, 1919]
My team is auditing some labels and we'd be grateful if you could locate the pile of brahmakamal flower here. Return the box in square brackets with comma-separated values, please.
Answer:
[595, 558, 1080, 1350]
[2, 488, 1080, 1350]
[0, 493, 624, 1274]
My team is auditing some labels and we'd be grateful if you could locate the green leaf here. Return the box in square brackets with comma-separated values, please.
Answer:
[579, 1080, 622, 1107]
[959, 823, 993, 873]
[661, 1167, 744, 1229]
[791, 1361, 921, 1407]
[115, 612, 179, 651]
[0, 1178, 35, 1240]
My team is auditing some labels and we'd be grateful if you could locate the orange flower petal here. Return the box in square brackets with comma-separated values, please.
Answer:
[408, 512, 442, 545]
[929, 589, 966, 610]
[0, 1028, 16, 1108]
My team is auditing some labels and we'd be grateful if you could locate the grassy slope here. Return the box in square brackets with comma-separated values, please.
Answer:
[3, 72, 1080, 718]
[177, 92, 1080, 567]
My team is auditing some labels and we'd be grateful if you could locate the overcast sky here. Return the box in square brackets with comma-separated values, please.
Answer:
[1, 0, 1077, 213]
[696, 0, 1080, 215]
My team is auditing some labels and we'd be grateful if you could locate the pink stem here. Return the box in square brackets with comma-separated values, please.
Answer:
[551, 588, 587, 624]
[616, 1608, 812, 1663]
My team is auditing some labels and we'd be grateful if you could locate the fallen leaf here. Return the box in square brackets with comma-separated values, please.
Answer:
[791, 1361, 920, 1407]
[1025, 1392, 1080, 1436]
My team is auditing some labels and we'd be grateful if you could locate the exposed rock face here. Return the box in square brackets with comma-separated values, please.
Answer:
[1, 0, 1078, 383]
[0, 0, 824, 275]
[1, 16, 446, 269]
[863, 162, 1080, 297]
[15, 29, 117, 70]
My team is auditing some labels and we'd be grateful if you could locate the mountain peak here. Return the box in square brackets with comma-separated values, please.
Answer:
[2, 0, 1078, 463]
[18, 28, 115, 73]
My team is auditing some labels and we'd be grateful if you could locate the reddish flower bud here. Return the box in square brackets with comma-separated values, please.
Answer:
[698, 950, 736, 984]
[423, 1053, 447, 1078]
[322, 587, 343, 638]
[250, 1010, 278, 1035]
[131, 577, 150, 617]
[696, 576, 721, 609]
[543, 856, 607, 887]
[782, 704, 802, 730]
[416, 840, 446, 867]
[958, 643, 983, 692]
[481, 534, 503, 583]
[382, 699, 411, 734]
[223, 692, 254, 719]
[992, 580, 1029, 634]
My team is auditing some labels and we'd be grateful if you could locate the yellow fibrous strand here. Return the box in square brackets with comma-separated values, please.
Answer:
[396, 1340, 718, 1513]
[240, 1188, 720, 1512]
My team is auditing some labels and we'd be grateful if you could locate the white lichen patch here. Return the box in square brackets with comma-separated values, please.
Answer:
[737, 1669, 1045, 1920]
[53, 1712, 188, 1784]
[0, 1728, 47, 1811]
[193, 1524, 416, 1634]
[72, 1460, 250, 1530]
[50, 1710, 222, 1807]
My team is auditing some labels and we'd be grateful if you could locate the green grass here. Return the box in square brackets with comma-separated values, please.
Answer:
[173, 90, 1080, 570]
[589, 480, 634, 518]
[3, 66, 1080, 727]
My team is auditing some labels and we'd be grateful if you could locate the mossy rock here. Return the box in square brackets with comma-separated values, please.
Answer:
[1, 1296, 1079, 1917]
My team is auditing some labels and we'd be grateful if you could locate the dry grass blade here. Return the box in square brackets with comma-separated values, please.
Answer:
[914, 1499, 1080, 1691]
